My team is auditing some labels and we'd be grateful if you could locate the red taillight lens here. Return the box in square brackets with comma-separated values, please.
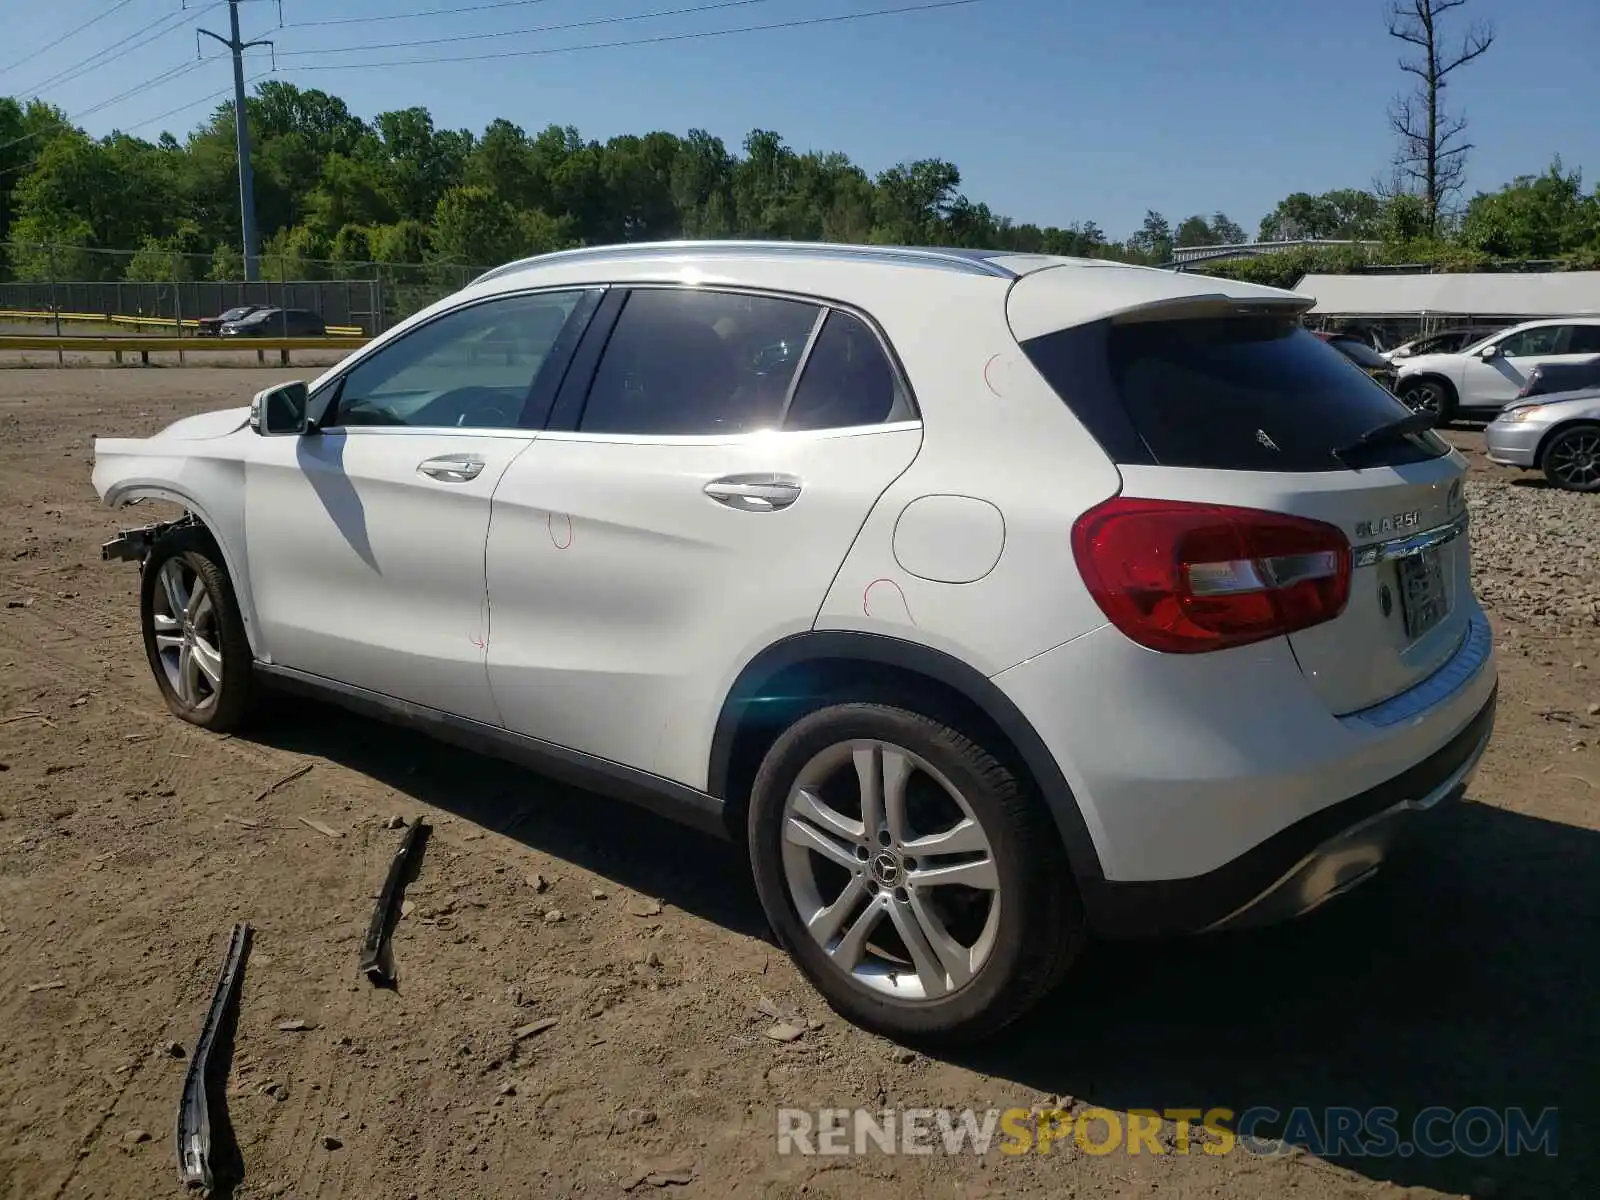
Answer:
[1070, 497, 1352, 653]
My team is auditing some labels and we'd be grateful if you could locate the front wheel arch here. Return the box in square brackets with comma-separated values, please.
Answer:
[104, 485, 260, 658]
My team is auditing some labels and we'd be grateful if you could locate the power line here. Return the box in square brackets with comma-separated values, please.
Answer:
[278, 0, 780, 58]
[0, 71, 267, 180]
[285, 0, 558, 28]
[288, 0, 985, 70]
[0, 59, 205, 159]
[12, 2, 221, 98]
[0, 0, 142, 77]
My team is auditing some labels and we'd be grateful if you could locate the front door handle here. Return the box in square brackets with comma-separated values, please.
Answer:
[418, 454, 485, 482]
[703, 474, 802, 512]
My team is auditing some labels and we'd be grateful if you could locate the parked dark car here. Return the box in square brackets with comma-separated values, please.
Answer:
[196, 304, 266, 337]
[220, 307, 327, 337]
[1516, 355, 1600, 399]
[1325, 333, 1400, 393]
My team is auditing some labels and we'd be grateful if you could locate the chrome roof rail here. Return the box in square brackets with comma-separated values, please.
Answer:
[468, 240, 1021, 287]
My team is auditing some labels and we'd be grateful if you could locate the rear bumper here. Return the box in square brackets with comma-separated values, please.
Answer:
[1086, 685, 1494, 937]
[992, 602, 1498, 939]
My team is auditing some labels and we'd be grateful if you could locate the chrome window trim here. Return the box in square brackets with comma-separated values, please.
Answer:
[307, 425, 538, 441]
[1351, 509, 1469, 568]
[536, 419, 924, 447]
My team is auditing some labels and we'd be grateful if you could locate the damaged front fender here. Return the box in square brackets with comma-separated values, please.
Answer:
[92, 427, 261, 656]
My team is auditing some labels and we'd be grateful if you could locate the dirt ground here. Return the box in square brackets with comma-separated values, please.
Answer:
[1, 369, 1596, 1200]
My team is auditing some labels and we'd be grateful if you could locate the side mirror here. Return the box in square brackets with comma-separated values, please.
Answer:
[250, 381, 310, 436]
[1479, 343, 1502, 359]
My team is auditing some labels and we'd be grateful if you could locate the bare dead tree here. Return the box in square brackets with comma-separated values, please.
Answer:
[1384, 0, 1495, 234]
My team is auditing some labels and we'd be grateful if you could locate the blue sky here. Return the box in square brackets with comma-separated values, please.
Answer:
[4, 0, 1595, 241]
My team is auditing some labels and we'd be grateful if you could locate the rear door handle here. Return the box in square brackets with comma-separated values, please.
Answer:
[418, 454, 486, 482]
[703, 474, 802, 512]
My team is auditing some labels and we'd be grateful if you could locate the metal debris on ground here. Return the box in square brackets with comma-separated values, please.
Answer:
[177, 921, 252, 1192]
[359, 818, 430, 987]
[298, 816, 342, 839]
[252, 763, 314, 804]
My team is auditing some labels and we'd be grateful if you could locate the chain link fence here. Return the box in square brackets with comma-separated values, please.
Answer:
[0, 243, 496, 337]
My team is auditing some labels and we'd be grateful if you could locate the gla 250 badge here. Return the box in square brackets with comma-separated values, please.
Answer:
[1354, 510, 1421, 540]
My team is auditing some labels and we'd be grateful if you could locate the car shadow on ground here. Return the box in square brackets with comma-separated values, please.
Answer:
[973, 799, 1599, 1198]
[245, 705, 1596, 1198]
[245, 698, 771, 940]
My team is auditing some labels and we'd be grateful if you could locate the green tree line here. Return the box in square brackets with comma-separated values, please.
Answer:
[1, 80, 1597, 287]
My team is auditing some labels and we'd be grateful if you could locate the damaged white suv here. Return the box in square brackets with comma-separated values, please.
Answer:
[93, 241, 1497, 1042]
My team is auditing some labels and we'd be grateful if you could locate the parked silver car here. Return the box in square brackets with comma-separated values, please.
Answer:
[1484, 388, 1600, 492]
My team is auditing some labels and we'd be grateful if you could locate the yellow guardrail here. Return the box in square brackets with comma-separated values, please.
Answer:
[0, 308, 365, 336]
[0, 334, 369, 365]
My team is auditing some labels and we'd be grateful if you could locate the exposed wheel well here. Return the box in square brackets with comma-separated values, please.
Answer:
[717, 657, 1022, 832]
[707, 633, 1106, 886]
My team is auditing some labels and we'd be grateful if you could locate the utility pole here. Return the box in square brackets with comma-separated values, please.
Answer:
[198, 2, 273, 281]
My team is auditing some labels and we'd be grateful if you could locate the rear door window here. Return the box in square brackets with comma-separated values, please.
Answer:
[578, 288, 820, 435]
[1498, 326, 1563, 357]
[1565, 325, 1600, 354]
[1023, 315, 1448, 472]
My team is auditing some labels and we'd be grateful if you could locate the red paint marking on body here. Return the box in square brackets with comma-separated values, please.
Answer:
[983, 353, 1004, 397]
[862, 577, 916, 626]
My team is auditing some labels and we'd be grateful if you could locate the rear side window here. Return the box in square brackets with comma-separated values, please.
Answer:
[579, 288, 820, 435]
[783, 311, 912, 430]
[1023, 316, 1448, 472]
[1567, 325, 1600, 354]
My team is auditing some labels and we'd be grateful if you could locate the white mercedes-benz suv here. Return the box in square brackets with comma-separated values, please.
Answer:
[92, 241, 1497, 1043]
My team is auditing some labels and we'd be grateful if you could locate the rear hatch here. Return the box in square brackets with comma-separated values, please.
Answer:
[1011, 269, 1471, 716]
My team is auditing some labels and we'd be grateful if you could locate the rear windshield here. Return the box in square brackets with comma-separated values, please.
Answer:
[1328, 337, 1387, 369]
[1022, 315, 1449, 472]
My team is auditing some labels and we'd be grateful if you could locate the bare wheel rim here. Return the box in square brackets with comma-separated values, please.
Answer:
[1404, 382, 1442, 415]
[1548, 429, 1600, 489]
[151, 558, 223, 712]
[780, 739, 1001, 1001]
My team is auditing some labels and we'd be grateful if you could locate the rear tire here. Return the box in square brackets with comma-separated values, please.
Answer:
[747, 702, 1084, 1044]
[1540, 422, 1600, 493]
[139, 526, 257, 732]
[1401, 378, 1456, 424]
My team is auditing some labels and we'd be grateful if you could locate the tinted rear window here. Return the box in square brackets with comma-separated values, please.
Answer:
[1329, 337, 1387, 369]
[1022, 316, 1449, 472]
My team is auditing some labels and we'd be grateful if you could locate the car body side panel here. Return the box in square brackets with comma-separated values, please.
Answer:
[91, 432, 259, 654]
[814, 285, 1122, 676]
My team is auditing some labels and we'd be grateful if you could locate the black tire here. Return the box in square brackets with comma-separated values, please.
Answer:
[747, 702, 1085, 1045]
[1540, 422, 1600, 493]
[1401, 378, 1456, 424]
[139, 525, 257, 731]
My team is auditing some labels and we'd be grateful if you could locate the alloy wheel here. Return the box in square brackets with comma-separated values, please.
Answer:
[1547, 428, 1600, 491]
[779, 739, 1001, 1001]
[150, 558, 224, 712]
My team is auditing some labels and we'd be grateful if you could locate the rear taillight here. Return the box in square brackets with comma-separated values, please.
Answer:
[1071, 497, 1352, 653]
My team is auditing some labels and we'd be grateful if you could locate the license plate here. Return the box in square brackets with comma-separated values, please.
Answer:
[1396, 547, 1448, 639]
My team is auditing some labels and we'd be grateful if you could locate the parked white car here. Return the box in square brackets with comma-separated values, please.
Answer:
[91, 241, 1498, 1042]
[1394, 317, 1600, 420]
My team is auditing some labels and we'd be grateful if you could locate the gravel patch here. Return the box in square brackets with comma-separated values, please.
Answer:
[1469, 475, 1600, 635]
